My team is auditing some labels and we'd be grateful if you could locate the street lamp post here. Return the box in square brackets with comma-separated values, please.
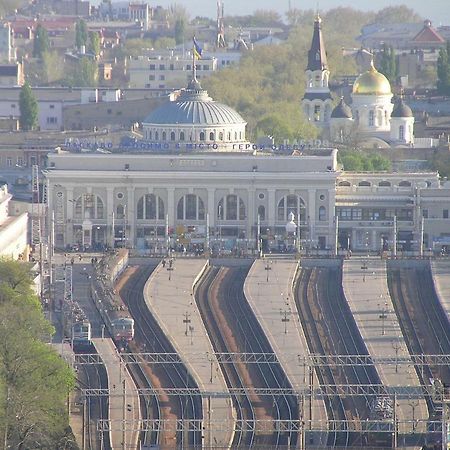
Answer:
[379, 301, 388, 336]
[280, 309, 290, 334]
[392, 338, 402, 373]
[265, 260, 272, 282]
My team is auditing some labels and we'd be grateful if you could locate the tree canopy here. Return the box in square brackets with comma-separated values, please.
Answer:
[338, 150, 392, 171]
[19, 83, 38, 131]
[437, 41, 450, 95]
[75, 19, 88, 50]
[32, 24, 49, 59]
[0, 259, 75, 449]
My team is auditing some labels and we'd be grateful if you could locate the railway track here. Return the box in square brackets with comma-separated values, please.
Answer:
[294, 266, 386, 447]
[387, 265, 450, 413]
[196, 264, 298, 448]
[119, 263, 203, 449]
[196, 265, 256, 448]
[77, 348, 111, 450]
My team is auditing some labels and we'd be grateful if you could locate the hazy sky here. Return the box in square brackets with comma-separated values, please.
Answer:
[144, 0, 450, 26]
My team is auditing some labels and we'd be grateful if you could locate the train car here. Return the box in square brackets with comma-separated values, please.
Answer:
[91, 249, 135, 345]
[72, 321, 92, 348]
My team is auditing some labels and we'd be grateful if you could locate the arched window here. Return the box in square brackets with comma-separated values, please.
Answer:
[162, 131, 166, 141]
[180, 131, 185, 141]
[149, 130, 152, 140]
[73, 194, 104, 219]
[217, 195, 246, 221]
[155, 131, 159, 140]
[234, 131, 237, 140]
[170, 131, 176, 141]
[399, 180, 411, 187]
[227, 132, 231, 140]
[319, 206, 326, 221]
[399, 125, 405, 140]
[379, 181, 391, 187]
[358, 181, 371, 187]
[137, 194, 165, 220]
[277, 195, 306, 222]
[338, 181, 351, 187]
[314, 105, 321, 122]
[369, 110, 375, 126]
[116, 204, 125, 219]
[209, 131, 214, 141]
[219, 132, 223, 141]
[177, 194, 205, 220]
[258, 205, 266, 221]
[200, 132, 205, 141]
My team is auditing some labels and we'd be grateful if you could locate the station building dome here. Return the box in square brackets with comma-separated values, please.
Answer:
[142, 77, 247, 149]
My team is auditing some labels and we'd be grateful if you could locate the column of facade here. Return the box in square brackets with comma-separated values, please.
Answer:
[207, 188, 215, 228]
[65, 187, 74, 246]
[247, 189, 255, 243]
[371, 229, 378, 251]
[267, 188, 276, 228]
[126, 187, 135, 247]
[308, 189, 316, 245]
[328, 191, 335, 249]
[106, 187, 114, 247]
[167, 187, 175, 230]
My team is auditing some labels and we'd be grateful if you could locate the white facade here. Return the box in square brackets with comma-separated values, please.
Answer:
[44, 150, 339, 253]
[0, 184, 28, 260]
[128, 52, 217, 89]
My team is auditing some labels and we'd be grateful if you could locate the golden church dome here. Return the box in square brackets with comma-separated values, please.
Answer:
[352, 61, 392, 96]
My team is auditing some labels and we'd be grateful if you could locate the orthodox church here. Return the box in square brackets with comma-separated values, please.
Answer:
[301, 15, 415, 148]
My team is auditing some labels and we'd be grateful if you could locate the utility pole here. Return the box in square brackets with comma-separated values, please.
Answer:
[183, 311, 191, 336]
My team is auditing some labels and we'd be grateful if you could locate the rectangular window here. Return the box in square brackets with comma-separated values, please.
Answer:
[159, 64, 165, 70]
[149, 74, 155, 80]
[169, 64, 174, 70]
[314, 105, 320, 122]
[7, 157, 12, 167]
[444, 209, 449, 219]
[159, 74, 165, 80]
[17, 156, 24, 166]
[422, 209, 428, 218]
[49, 104, 55, 109]
[149, 64, 155, 70]
[203, 65, 209, 70]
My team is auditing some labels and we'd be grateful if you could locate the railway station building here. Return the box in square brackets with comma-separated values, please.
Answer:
[43, 58, 450, 255]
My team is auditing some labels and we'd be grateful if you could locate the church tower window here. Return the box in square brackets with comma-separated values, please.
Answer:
[369, 111, 375, 127]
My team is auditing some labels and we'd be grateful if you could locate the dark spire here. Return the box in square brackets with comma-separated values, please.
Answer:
[307, 14, 328, 71]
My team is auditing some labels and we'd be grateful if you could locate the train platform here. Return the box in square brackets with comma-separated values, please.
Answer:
[342, 257, 427, 429]
[431, 259, 450, 322]
[143, 258, 235, 448]
[244, 258, 328, 445]
[93, 338, 140, 450]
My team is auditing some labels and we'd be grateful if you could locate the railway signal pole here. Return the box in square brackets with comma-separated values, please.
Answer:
[280, 309, 290, 334]
[183, 312, 191, 336]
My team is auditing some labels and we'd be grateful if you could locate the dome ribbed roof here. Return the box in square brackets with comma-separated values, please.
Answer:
[391, 98, 413, 117]
[143, 79, 246, 126]
[331, 98, 352, 119]
[352, 61, 392, 96]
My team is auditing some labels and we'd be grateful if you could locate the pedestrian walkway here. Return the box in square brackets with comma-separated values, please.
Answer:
[342, 257, 427, 431]
[143, 258, 235, 448]
[93, 338, 140, 450]
[431, 259, 450, 322]
[244, 258, 328, 446]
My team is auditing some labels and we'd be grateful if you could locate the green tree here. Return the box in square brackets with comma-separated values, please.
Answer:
[19, 83, 38, 131]
[75, 19, 88, 50]
[71, 57, 98, 86]
[174, 18, 186, 45]
[378, 43, 397, 84]
[338, 150, 391, 171]
[88, 31, 101, 57]
[437, 41, 450, 95]
[373, 5, 422, 24]
[33, 24, 49, 58]
[0, 259, 75, 449]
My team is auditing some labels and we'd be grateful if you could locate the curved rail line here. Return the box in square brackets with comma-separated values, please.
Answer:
[119, 263, 203, 448]
[213, 265, 298, 448]
[388, 266, 450, 416]
[294, 266, 386, 447]
[196, 265, 256, 448]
